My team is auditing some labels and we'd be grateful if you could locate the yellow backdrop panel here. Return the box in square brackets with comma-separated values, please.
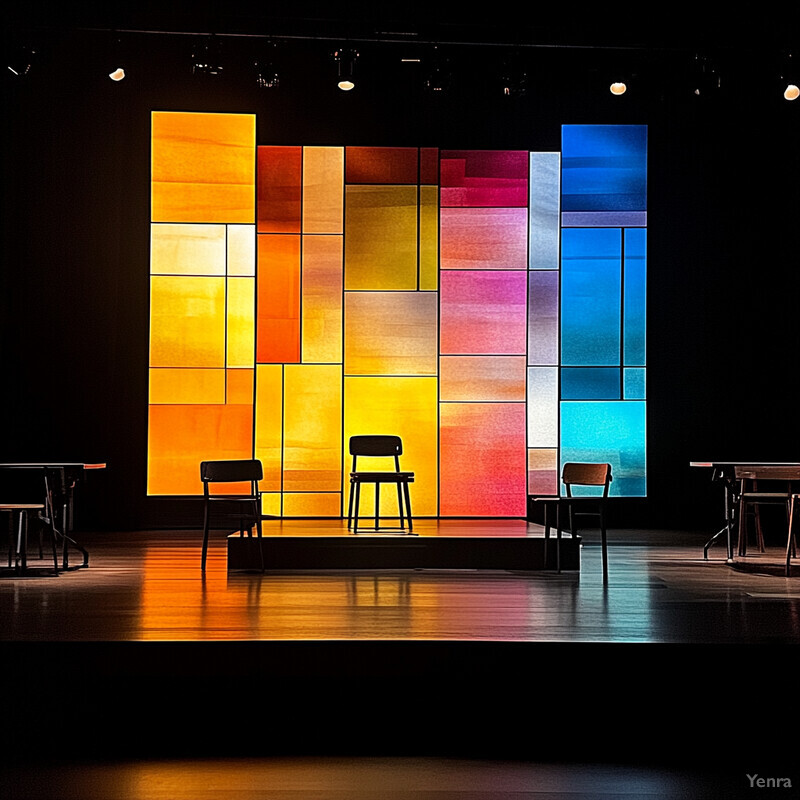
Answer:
[302, 146, 344, 234]
[344, 376, 438, 517]
[149, 275, 226, 368]
[149, 368, 226, 405]
[226, 277, 255, 368]
[344, 186, 418, 291]
[344, 291, 438, 376]
[254, 365, 284, 492]
[283, 365, 343, 492]
[419, 185, 439, 291]
[150, 223, 226, 275]
[301, 235, 344, 364]
[227, 224, 256, 276]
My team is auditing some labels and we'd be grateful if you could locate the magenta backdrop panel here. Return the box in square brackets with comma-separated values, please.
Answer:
[440, 271, 528, 355]
[440, 150, 528, 207]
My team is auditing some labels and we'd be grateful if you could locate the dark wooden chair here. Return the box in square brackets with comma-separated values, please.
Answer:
[200, 459, 264, 572]
[544, 462, 613, 583]
[347, 435, 415, 534]
[787, 494, 799, 577]
[1, 502, 59, 575]
[734, 466, 795, 558]
[1, 466, 60, 575]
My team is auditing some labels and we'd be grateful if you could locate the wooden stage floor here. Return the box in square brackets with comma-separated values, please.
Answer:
[2, 519, 798, 797]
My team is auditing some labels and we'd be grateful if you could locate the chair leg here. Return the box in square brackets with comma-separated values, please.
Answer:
[787, 497, 797, 578]
[254, 502, 264, 573]
[201, 503, 210, 571]
[737, 499, 747, 557]
[402, 481, 414, 534]
[397, 483, 405, 531]
[353, 483, 361, 534]
[347, 482, 355, 530]
[600, 506, 608, 585]
[556, 501, 563, 573]
[15, 512, 27, 574]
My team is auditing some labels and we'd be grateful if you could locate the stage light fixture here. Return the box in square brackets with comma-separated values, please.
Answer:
[610, 81, 627, 95]
[690, 53, 720, 97]
[780, 52, 798, 100]
[254, 41, 280, 89]
[334, 48, 358, 90]
[500, 53, 528, 97]
[107, 34, 126, 81]
[7, 45, 36, 78]
[424, 47, 451, 93]
[192, 35, 224, 77]
[254, 60, 280, 89]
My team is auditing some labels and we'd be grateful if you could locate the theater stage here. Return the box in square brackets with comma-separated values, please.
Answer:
[226, 518, 581, 572]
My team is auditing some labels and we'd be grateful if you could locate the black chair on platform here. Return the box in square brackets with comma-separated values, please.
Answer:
[539, 462, 613, 583]
[347, 435, 415, 534]
[200, 459, 264, 572]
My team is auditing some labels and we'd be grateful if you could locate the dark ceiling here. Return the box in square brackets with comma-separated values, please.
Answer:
[6, 2, 799, 51]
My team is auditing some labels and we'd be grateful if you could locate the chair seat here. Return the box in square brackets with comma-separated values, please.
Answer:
[205, 494, 260, 502]
[739, 492, 789, 500]
[350, 472, 414, 483]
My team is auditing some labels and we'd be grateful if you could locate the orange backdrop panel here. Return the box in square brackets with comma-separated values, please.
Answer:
[151, 111, 255, 224]
[147, 403, 254, 496]
[257, 234, 301, 363]
[257, 145, 302, 233]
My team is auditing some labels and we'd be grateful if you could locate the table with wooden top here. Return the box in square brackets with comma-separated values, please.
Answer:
[0, 462, 106, 571]
[690, 461, 800, 562]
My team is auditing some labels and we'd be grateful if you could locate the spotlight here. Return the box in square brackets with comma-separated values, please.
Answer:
[610, 81, 627, 95]
[109, 67, 125, 81]
[192, 35, 224, 77]
[334, 48, 358, 91]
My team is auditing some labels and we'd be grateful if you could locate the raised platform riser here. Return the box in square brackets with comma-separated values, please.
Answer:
[228, 535, 581, 571]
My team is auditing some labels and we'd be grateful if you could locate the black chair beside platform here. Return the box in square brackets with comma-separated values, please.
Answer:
[1, 466, 60, 576]
[347, 435, 415, 535]
[200, 459, 264, 572]
[734, 466, 795, 559]
[787, 494, 799, 577]
[531, 462, 612, 583]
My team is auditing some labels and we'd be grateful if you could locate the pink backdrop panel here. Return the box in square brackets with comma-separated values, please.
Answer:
[440, 271, 528, 355]
[439, 403, 527, 516]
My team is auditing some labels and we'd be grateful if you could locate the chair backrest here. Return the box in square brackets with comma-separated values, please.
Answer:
[349, 435, 403, 457]
[562, 462, 612, 497]
[349, 435, 403, 471]
[200, 459, 263, 485]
